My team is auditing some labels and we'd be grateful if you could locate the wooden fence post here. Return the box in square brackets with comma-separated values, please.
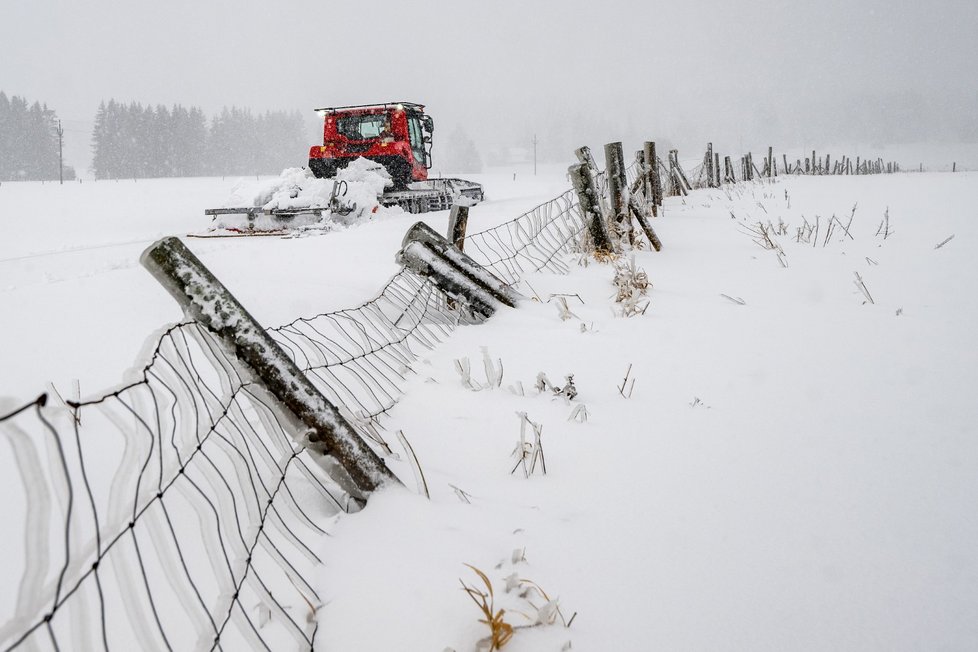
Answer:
[447, 203, 469, 250]
[605, 141, 632, 244]
[767, 146, 774, 178]
[706, 142, 714, 188]
[141, 237, 401, 499]
[399, 222, 521, 309]
[575, 145, 612, 221]
[569, 163, 614, 255]
[628, 194, 662, 251]
[397, 241, 500, 318]
[670, 150, 691, 194]
[644, 141, 663, 210]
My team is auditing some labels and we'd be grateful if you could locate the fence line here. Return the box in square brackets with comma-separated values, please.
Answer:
[0, 139, 903, 650]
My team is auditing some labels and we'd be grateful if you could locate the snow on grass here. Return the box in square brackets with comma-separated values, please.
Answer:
[2, 166, 977, 650]
[315, 172, 978, 651]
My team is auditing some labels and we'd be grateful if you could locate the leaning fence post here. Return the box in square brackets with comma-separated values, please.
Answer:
[447, 203, 469, 250]
[401, 222, 520, 309]
[604, 142, 632, 244]
[569, 163, 614, 255]
[627, 194, 662, 252]
[667, 150, 690, 195]
[141, 237, 400, 499]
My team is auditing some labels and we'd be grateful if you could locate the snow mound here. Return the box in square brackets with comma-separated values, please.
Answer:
[212, 160, 399, 233]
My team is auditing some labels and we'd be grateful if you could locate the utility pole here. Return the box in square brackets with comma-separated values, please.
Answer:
[532, 134, 538, 176]
[57, 120, 64, 185]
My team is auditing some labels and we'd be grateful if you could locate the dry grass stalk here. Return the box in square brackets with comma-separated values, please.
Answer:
[461, 565, 514, 651]
[612, 256, 651, 316]
[567, 404, 588, 422]
[618, 363, 636, 398]
[396, 429, 429, 499]
[454, 348, 504, 391]
[875, 207, 892, 240]
[853, 271, 875, 304]
[511, 412, 546, 477]
[517, 579, 578, 628]
[553, 296, 579, 321]
[449, 483, 472, 504]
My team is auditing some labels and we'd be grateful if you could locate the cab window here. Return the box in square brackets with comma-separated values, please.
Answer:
[407, 115, 426, 165]
[336, 113, 390, 140]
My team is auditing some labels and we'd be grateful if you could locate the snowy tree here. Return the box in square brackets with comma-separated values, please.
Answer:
[91, 100, 307, 179]
[0, 92, 62, 181]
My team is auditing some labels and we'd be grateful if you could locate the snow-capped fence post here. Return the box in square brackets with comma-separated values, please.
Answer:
[767, 147, 774, 178]
[604, 142, 632, 245]
[725, 155, 734, 183]
[569, 162, 614, 255]
[715, 152, 721, 185]
[447, 203, 469, 250]
[140, 236, 400, 500]
[399, 221, 520, 309]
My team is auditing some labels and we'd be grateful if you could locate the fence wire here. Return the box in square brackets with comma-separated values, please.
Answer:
[0, 153, 669, 650]
[462, 188, 586, 284]
[0, 269, 464, 651]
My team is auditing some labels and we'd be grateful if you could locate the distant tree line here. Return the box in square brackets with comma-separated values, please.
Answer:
[91, 101, 308, 179]
[0, 91, 72, 181]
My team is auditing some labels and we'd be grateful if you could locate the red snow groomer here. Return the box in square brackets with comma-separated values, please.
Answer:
[308, 101, 483, 213]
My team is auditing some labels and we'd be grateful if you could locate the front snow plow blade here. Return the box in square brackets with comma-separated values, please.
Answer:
[379, 178, 484, 214]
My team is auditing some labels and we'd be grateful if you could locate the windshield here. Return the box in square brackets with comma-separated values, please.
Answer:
[336, 113, 391, 140]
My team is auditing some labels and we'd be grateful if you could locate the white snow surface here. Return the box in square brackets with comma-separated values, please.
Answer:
[2, 162, 978, 650]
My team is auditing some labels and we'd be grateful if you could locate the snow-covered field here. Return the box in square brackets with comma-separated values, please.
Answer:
[2, 164, 977, 650]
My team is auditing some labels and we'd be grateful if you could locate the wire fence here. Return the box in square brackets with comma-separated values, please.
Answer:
[0, 268, 471, 651]
[461, 188, 585, 284]
[0, 140, 702, 650]
[0, 165, 606, 649]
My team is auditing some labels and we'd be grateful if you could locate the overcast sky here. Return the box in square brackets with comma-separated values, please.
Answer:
[3, 0, 976, 170]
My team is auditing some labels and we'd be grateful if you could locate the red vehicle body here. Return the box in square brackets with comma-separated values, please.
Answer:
[308, 102, 433, 189]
